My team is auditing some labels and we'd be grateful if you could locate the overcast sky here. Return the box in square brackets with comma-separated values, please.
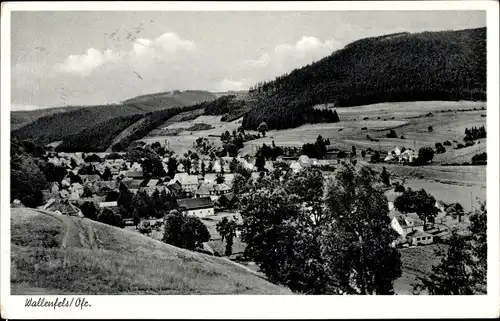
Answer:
[11, 10, 485, 110]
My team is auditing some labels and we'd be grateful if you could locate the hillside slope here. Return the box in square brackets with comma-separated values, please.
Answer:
[11, 106, 82, 131]
[11, 208, 291, 294]
[238, 27, 486, 130]
[11, 91, 216, 144]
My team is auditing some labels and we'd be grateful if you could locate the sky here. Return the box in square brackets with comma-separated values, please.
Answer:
[11, 10, 486, 110]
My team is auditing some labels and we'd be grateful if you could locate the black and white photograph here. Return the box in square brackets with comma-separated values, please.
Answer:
[1, 1, 499, 319]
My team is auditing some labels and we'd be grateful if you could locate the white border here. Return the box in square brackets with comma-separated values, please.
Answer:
[1, 1, 499, 319]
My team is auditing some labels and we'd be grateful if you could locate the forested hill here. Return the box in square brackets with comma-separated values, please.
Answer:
[11, 90, 216, 144]
[237, 27, 486, 130]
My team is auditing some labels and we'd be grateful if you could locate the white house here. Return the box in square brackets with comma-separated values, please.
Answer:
[406, 230, 434, 246]
[390, 213, 424, 239]
[290, 161, 303, 173]
[177, 197, 214, 218]
[399, 149, 418, 163]
[172, 173, 199, 193]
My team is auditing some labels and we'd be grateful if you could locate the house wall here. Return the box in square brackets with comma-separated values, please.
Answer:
[409, 235, 433, 246]
[187, 207, 214, 218]
[390, 218, 404, 236]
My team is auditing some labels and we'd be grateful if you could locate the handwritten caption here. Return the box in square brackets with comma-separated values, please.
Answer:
[25, 297, 91, 310]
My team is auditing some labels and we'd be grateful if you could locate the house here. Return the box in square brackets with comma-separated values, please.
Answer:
[121, 179, 143, 193]
[70, 182, 84, 196]
[41, 198, 83, 217]
[388, 146, 404, 156]
[50, 182, 60, 194]
[213, 183, 231, 195]
[167, 180, 182, 194]
[216, 193, 239, 209]
[99, 201, 118, 208]
[406, 230, 434, 246]
[196, 183, 216, 198]
[125, 170, 144, 179]
[399, 149, 418, 163]
[390, 212, 424, 239]
[290, 161, 303, 173]
[203, 173, 218, 184]
[299, 155, 311, 167]
[177, 197, 214, 218]
[264, 161, 274, 172]
[80, 174, 101, 184]
[172, 173, 199, 193]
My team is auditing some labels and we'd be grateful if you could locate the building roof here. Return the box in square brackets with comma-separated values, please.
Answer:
[196, 183, 215, 195]
[122, 179, 143, 190]
[214, 183, 231, 192]
[147, 179, 160, 187]
[44, 199, 82, 216]
[406, 229, 432, 238]
[173, 173, 199, 186]
[125, 171, 144, 178]
[385, 191, 402, 203]
[177, 197, 214, 210]
[99, 201, 118, 208]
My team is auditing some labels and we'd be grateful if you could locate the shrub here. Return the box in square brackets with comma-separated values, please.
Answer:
[400, 135, 406, 139]
[443, 140, 452, 146]
[386, 130, 397, 138]
[418, 147, 435, 164]
[394, 184, 405, 192]
[435, 143, 446, 154]
[428, 126, 433, 132]
[472, 152, 487, 165]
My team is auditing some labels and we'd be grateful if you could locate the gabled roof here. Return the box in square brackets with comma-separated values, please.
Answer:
[177, 197, 214, 210]
[146, 179, 160, 187]
[45, 199, 82, 216]
[406, 229, 432, 238]
[122, 179, 143, 190]
[125, 171, 143, 178]
[173, 173, 199, 186]
[214, 183, 231, 191]
[196, 183, 215, 195]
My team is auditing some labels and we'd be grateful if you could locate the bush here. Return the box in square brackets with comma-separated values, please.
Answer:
[394, 184, 405, 192]
[386, 130, 397, 138]
[443, 140, 452, 146]
[137, 220, 152, 235]
[435, 143, 446, 154]
[418, 147, 435, 164]
[400, 135, 406, 139]
[428, 126, 433, 132]
[98, 208, 125, 228]
[472, 152, 487, 165]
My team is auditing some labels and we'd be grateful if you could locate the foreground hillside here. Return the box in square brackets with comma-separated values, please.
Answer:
[11, 208, 291, 294]
[11, 90, 217, 144]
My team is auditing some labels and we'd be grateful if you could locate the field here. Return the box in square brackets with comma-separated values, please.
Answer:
[242, 100, 486, 157]
[11, 208, 290, 295]
[140, 114, 256, 156]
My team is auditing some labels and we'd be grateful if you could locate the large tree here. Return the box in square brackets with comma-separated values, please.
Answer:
[162, 210, 211, 251]
[394, 188, 438, 229]
[321, 165, 402, 294]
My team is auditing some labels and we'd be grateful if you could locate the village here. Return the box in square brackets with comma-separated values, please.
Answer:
[26, 132, 474, 259]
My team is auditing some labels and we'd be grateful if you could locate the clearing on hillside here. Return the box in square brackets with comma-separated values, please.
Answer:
[11, 208, 291, 295]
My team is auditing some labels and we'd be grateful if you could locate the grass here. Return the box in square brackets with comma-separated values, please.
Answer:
[11, 208, 291, 295]
[394, 244, 447, 295]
